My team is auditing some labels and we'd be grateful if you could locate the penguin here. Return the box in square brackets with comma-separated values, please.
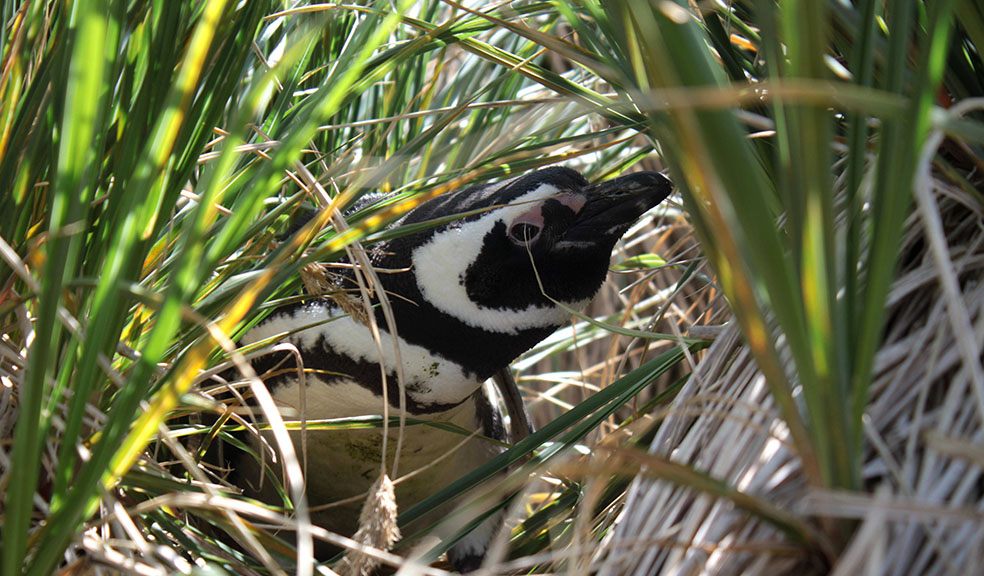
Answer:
[231, 166, 673, 571]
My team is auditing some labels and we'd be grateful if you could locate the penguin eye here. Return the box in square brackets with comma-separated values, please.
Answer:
[509, 222, 541, 245]
[509, 222, 540, 246]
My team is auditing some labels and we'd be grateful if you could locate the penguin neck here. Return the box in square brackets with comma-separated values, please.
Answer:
[369, 271, 559, 382]
[330, 265, 560, 385]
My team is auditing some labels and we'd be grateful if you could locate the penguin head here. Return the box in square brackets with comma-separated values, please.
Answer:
[375, 166, 673, 336]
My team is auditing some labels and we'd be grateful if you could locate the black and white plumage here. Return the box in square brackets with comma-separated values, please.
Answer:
[234, 166, 672, 570]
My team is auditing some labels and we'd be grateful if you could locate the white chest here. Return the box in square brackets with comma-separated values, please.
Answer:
[235, 390, 504, 538]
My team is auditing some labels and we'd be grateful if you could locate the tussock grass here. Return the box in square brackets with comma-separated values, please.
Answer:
[1, 1, 982, 575]
[596, 172, 984, 575]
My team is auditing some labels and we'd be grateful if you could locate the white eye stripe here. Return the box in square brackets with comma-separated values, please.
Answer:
[411, 184, 585, 334]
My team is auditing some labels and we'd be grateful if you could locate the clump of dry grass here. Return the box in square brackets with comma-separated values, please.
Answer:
[594, 169, 984, 575]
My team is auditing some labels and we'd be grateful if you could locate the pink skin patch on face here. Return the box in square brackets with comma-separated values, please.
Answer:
[554, 192, 587, 214]
[511, 192, 587, 231]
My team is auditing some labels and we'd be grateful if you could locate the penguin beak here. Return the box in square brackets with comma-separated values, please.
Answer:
[561, 171, 673, 245]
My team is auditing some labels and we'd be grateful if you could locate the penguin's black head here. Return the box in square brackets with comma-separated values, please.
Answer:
[375, 166, 673, 336]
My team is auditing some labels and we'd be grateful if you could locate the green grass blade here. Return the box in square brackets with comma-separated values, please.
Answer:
[2, 1, 122, 571]
[850, 0, 958, 450]
[24, 2, 237, 572]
